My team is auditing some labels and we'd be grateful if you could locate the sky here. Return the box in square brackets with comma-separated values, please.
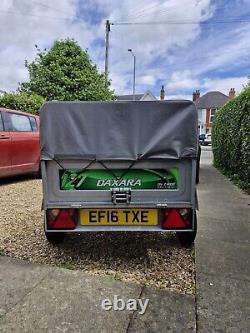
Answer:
[0, 0, 249, 100]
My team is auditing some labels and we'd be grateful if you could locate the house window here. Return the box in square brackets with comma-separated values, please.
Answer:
[210, 108, 216, 123]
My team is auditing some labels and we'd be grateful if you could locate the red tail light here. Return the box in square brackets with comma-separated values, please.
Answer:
[162, 208, 192, 229]
[46, 209, 77, 230]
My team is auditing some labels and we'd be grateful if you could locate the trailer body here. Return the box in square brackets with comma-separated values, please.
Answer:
[40, 101, 198, 243]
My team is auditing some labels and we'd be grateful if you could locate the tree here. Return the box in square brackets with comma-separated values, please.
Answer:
[0, 92, 44, 114]
[20, 39, 114, 101]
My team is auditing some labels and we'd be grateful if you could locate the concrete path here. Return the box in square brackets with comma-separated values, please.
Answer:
[0, 256, 195, 333]
[196, 147, 250, 333]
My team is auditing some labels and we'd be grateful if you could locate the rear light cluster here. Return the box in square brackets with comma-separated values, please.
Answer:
[162, 208, 192, 230]
[46, 209, 77, 230]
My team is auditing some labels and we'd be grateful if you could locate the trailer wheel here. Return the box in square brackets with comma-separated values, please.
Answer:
[37, 163, 42, 179]
[177, 211, 197, 247]
[45, 231, 66, 245]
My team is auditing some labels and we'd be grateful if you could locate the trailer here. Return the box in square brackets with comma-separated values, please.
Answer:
[40, 100, 198, 246]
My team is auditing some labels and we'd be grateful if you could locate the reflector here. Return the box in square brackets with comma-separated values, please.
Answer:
[178, 208, 190, 220]
[162, 209, 188, 229]
[47, 209, 77, 230]
[50, 209, 60, 220]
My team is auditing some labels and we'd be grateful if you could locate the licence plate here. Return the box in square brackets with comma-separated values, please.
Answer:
[80, 209, 158, 226]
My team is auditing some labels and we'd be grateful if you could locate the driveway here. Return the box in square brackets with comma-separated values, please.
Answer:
[0, 146, 249, 332]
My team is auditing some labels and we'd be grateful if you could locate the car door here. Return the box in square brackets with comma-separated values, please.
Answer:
[0, 111, 12, 177]
[5, 112, 40, 173]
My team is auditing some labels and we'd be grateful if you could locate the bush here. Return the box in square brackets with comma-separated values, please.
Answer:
[0, 92, 44, 115]
[212, 87, 250, 192]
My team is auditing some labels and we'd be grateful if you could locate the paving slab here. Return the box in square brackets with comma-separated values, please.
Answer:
[0, 256, 52, 317]
[0, 264, 141, 333]
[196, 147, 250, 332]
[196, 236, 250, 281]
[197, 215, 250, 244]
[196, 272, 250, 333]
[197, 170, 249, 222]
[0, 256, 196, 333]
[128, 287, 196, 333]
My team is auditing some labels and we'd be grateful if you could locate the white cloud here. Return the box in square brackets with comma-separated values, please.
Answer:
[0, 0, 94, 91]
[166, 70, 199, 90]
[193, 23, 250, 76]
[201, 76, 248, 95]
[105, 0, 214, 93]
[167, 94, 192, 100]
[166, 73, 248, 98]
[137, 75, 156, 85]
[109, 71, 131, 95]
[0, 0, 249, 98]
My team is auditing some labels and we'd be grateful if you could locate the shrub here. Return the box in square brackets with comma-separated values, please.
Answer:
[0, 92, 44, 114]
[212, 87, 250, 192]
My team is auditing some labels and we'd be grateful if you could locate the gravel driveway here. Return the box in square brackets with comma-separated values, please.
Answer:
[0, 177, 195, 295]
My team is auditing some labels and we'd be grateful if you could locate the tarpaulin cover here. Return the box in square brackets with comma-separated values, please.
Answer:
[40, 100, 198, 161]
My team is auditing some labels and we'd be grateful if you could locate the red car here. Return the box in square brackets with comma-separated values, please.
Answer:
[0, 108, 40, 178]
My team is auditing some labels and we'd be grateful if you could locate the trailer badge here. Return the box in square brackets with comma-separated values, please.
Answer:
[97, 179, 141, 187]
[60, 168, 179, 191]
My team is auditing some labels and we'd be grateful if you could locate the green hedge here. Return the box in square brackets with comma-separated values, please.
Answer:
[0, 92, 44, 115]
[212, 87, 250, 192]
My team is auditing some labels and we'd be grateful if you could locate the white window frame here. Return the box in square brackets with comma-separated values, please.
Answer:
[210, 108, 216, 123]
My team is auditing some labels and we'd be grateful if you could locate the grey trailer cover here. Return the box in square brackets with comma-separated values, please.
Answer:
[40, 101, 198, 161]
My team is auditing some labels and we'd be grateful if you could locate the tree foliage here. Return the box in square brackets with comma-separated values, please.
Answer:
[20, 39, 114, 101]
[212, 87, 250, 192]
[0, 92, 44, 115]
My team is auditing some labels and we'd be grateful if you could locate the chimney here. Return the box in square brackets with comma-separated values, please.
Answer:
[229, 88, 235, 99]
[160, 85, 165, 100]
[192, 90, 200, 101]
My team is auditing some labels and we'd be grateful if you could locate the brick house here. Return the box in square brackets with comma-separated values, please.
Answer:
[193, 88, 235, 134]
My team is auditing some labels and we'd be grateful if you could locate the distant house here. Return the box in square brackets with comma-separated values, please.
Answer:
[193, 89, 235, 134]
[116, 90, 157, 101]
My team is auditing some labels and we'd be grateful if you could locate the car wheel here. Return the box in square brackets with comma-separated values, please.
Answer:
[45, 231, 66, 245]
[177, 211, 197, 247]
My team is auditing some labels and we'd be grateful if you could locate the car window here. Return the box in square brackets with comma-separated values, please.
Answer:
[0, 112, 4, 131]
[9, 113, 32, 132]
[29, 116, 38, 132]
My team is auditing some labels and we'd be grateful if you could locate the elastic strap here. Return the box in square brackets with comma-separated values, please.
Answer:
[98, 159, 138, 180]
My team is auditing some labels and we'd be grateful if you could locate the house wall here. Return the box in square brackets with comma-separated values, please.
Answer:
[140, 92, 157, 101]
[205, 108, 217, 133]
[206, 109, 211, 130]
[198, 108, 217, 134]
[198, 108, 206, 134]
